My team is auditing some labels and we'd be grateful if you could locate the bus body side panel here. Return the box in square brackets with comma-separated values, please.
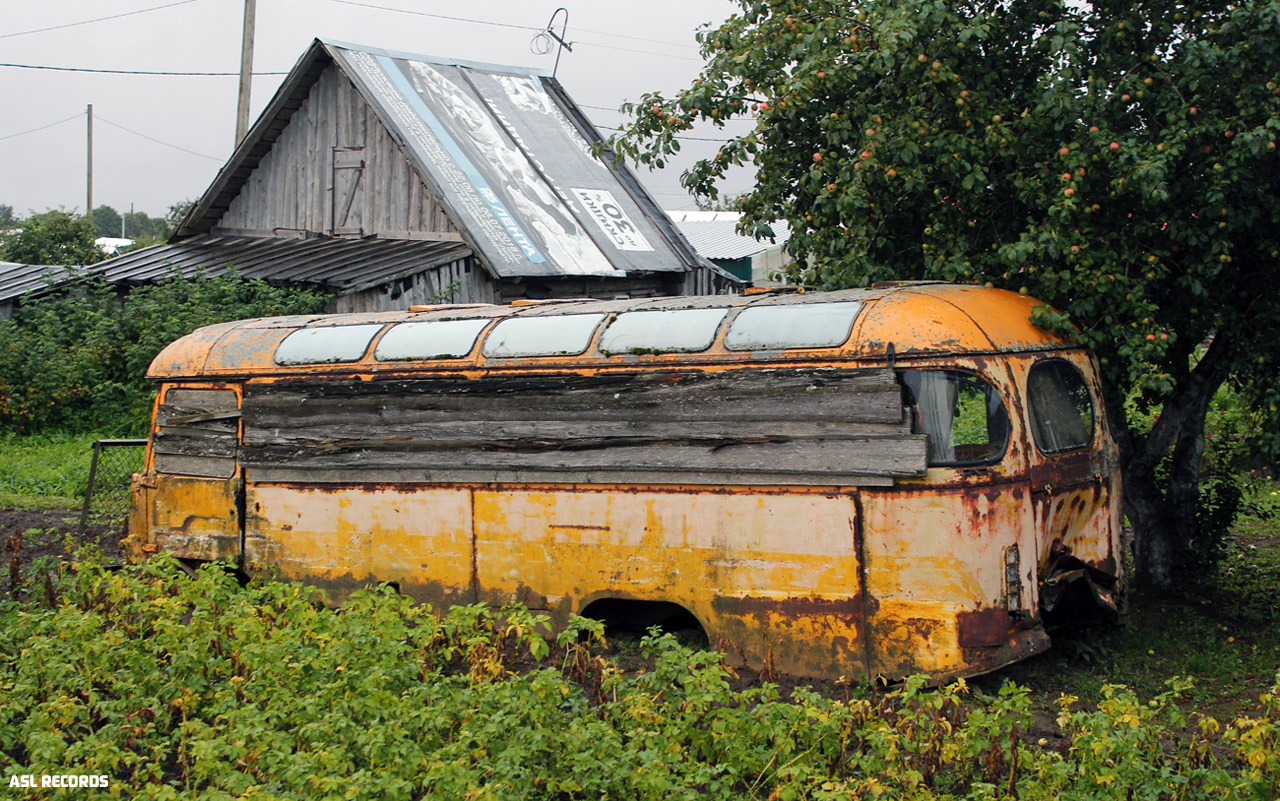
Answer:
[472, 487, 868, 680]
[859, 481, 1046, 681]
[242, 483, 475, 608]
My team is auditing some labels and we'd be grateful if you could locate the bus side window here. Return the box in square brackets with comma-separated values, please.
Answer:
[1027, 360, 1094, 453]
[900, 370, 1010, 466]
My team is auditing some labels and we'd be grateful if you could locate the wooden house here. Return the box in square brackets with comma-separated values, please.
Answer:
[72, 39, 739, 312]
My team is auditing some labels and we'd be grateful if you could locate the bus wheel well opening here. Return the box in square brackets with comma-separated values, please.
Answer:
[175, 557, 250, 587]
[579, 599, 708, 647]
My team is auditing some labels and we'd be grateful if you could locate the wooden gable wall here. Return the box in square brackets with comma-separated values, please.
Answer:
[217, 64, 460, 241]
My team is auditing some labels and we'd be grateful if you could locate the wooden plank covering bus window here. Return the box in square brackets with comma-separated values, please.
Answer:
[154, 389, 240, 479]
[240, 368, 928, 486]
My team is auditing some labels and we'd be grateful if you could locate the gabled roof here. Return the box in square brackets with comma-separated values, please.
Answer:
[176, 39, 713, 282]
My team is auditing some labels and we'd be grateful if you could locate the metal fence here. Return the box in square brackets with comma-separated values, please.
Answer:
[78, 439, 147, 537]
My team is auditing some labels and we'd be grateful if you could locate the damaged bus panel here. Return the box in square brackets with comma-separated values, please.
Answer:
[127, 283, 1123, 682]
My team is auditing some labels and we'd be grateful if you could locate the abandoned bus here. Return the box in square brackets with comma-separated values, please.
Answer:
[127, 283, 1122, 682]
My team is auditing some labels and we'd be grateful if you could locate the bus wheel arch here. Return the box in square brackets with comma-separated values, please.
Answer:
[578, 597, 709, 646]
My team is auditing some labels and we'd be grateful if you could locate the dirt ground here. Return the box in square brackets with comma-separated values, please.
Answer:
[1, 505, 125, 600]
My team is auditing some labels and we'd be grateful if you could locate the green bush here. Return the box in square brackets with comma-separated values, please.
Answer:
[1204, 380, 1280, 474]
[0, 274, 330, 435]
[1, 556, 1278, 800]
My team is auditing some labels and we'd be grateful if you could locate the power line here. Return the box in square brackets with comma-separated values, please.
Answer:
[0, 112, 84, 142]
[591, 122, 739, 143]
[96, 115, 223, 161]
[582, 103, 756, 125]
[0, 62, 288, 77]
[572, 40, 702, 62]
[572, 26, 699, 51]
[328, 0, 541, 31]
[327, 0, 703, 62]
[0, 0, 201, 41]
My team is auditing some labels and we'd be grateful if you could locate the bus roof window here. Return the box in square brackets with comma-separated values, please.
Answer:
[599, 308, 729, 355]
[482, 313, 606, 358]
[725, 301, 863, 351]
[375, 318, 491, 361]
[274, 324, 384, 365]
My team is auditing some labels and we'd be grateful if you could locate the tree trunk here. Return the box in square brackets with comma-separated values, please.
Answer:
[1117, 334, 1232, 587]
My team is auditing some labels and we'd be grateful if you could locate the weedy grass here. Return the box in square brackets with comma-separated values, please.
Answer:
[0, 433, 105, 505]
[1, 553, 1279, 800]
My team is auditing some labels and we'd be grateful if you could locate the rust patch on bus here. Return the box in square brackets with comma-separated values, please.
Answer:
[956, 608, 1015, 647]
[710, 594, 867, 679]
[712, 594, 864, 627]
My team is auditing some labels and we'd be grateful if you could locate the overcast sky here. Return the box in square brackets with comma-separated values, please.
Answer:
[0, 0, 752, 220]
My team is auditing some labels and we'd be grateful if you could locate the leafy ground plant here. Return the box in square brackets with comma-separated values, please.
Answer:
[2, 553, 1278, 800]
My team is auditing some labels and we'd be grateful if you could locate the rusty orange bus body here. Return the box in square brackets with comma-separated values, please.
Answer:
[128, 283, 1123, 682]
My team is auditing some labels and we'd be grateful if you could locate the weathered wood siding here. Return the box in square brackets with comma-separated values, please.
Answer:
[495, 274, 684, 303]
[683, 263, 744, 296]
[218, 65, 459, 240]
[240, 368, 927, 486]
[328, 257, 499, 312]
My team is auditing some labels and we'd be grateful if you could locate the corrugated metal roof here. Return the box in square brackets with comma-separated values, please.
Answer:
[0, 236, 472, 304]
[95, 235, 472, 293]
[0, 261, 72, 304]
[674, 219, 792, 261]
[176, 39, 719, 282]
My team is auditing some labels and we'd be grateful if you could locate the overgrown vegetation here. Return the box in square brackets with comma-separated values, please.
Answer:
[1, 553, 1277, 800]
[0, 434, 107, 507]
[0, 274, 330, 435]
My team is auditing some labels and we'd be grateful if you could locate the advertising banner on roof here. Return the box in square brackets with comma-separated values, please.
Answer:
[334, 45, 686, 279]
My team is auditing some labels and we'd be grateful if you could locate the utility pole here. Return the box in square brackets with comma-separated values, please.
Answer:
[235, 0, 257, 147]
[86, 104, 93, 215]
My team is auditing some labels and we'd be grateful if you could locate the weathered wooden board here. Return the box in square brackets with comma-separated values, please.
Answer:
[244, 369, 905, 424]
[239, 368, 927, 486]
[154, 454, 237, 480]
[155, 390, 239, 478]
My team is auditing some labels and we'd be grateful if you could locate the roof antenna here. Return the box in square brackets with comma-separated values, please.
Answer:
[530, 8, 572, 78]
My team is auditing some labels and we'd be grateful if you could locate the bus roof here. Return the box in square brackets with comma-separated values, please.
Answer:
[148, 283, 1075, 379]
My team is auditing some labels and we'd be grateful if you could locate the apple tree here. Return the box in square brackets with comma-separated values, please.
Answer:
[610, 0, 1280, 585]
